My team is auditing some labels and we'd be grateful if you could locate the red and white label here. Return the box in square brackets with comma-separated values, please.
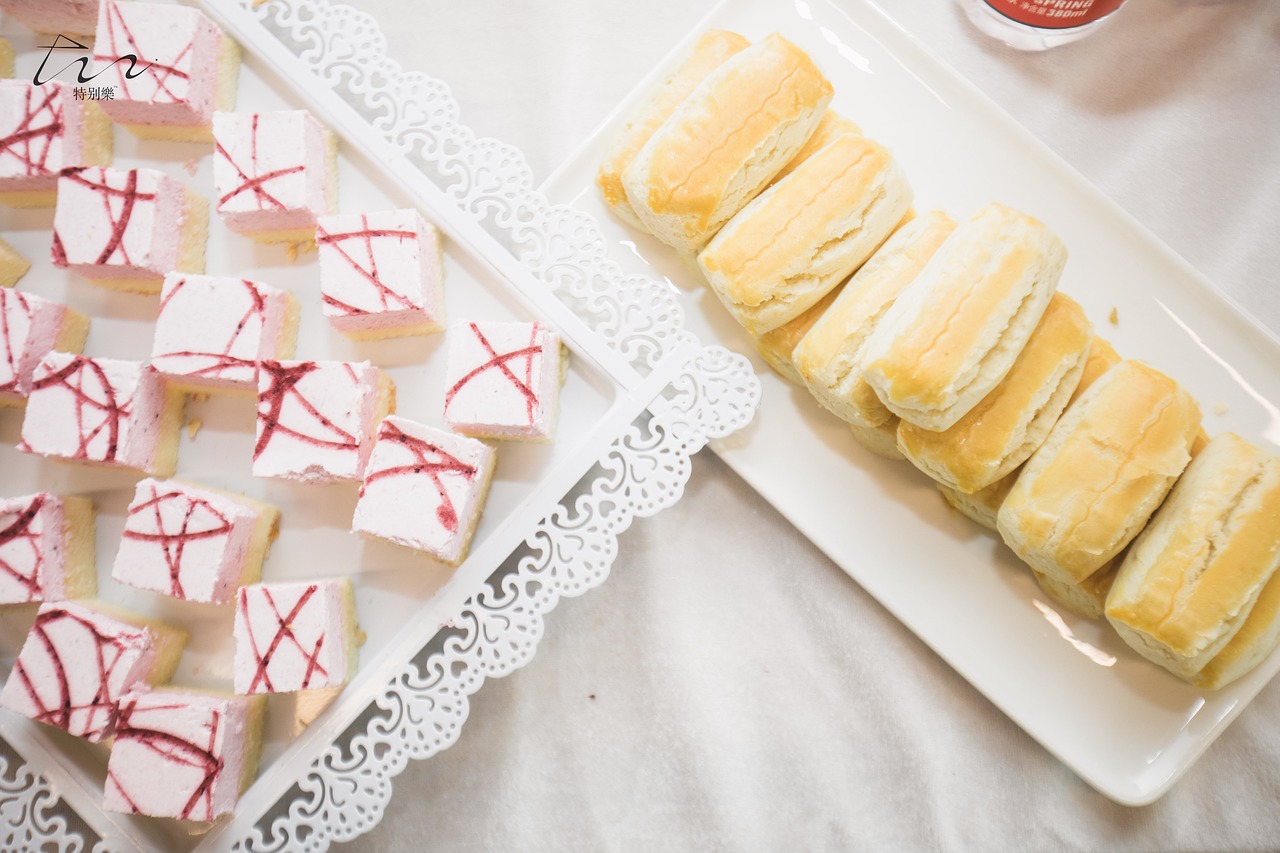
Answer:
[982, 0, 1126, 29]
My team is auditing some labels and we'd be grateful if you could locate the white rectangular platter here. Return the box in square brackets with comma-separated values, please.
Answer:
[0, 1, 739, 848]
[542, 0, 1280, 805]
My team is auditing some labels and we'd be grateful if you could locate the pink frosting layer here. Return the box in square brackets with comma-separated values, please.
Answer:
[94, 1, 224, 127]
[0, 81, 92, 193]
[151, 273, 291, 391]
[0, 0, 101, 35]
[52, 166, 188, 280]
[20, 352, 172, 474]
[213, 110, 333, 234]
[112, 478, 260, 604]
[443, 319, 562, 440]
[0, 493, 68, 605]
[233, 580, 352, 694]
[104, 689, 252, 821]
[0, 601, 162, 741]
[317, 208, 444, 334]
[0, 288, 73, 403]
[352, 416, 494, 565]
[253, 359, 383, 484]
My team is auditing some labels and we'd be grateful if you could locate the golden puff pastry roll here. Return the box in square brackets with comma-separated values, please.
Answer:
[770, 110, 862, 185]
[622, 33, 833, 255]
[793, 210, 955, 428]
[753, 285, 844, 386]
[597, 29, 751, 230]
[1191, 568, 1280, 690]
[897, 293, 1093, 495]
[698, 133, 912, 335]
[997, 360, 1201, 587]
[862, 202, 1067, 432]
[1106, 433, 1280, 683]
[936, 325, 1120, 535]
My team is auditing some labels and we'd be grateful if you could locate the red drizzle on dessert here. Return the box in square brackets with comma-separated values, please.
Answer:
[107, 698, 224, 821]
[0, 495, 46, 599]
[254, 361, 359, 459]
[316, 216, 419, 315]
[0, 85, 63, 178]
[27, 355, 131, 462]
[154, 277, 266, 380]
[95, 1, 190, 105]
[0, 289, 34, 395]
[10, 606, 143, 740]
[445, 322, 543, 425]
[215, 114, 303, 211]
[52, 168, 158, 269]
[362, 420, 478, 532]
[238, 584, 328, 693]
[121, 483, 234, 599]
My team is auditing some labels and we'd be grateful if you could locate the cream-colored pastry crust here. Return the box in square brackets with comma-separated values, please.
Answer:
[794, 211, 955, 428]
[698, 132, 911, 335]
[1106, 433, 1280, 681]
[861, 202, 1067, 431]
[623, 33, 833, 254]
[598, 29, 750, 230]
[997, 360, 1201, 586]
[897, 293, 1092, 494]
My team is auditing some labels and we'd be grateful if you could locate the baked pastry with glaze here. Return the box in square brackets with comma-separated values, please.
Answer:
[622, 33, 832, 255]
[770, 110, 861, 185]
[862, 202, 1066, 431]
[997, 360, 1201, 586]
[1106, 433, 1280, 682]
[698, 132, 911, 335]
[753, 285, 843, 386]
[897, 292, 1092, 494]
[598, 29, 750, 230]
[794, 210, 955, 428]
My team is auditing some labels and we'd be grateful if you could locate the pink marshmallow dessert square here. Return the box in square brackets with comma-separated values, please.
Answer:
[233, 578, 358, 695]
[51, 166, 208, 291]
[352, 415, 496, 566]
[19, 352, 184, 477]
[0, 492, 96, 605]
[0, 287, 90, 406]
[0, 0, 101, 35]
[213, 110, 335, 243]
[0, 80, 111, 205]
[111, 478, 279, 605]
[253, 359, 393, 484]
[0, 600, 186, 741]
[150, 272, 299, 394]
[93, 0, 239, 140]
[104, 689, 264, 822]
[443, 319, 565, 441]
[316, 208, 445, 339]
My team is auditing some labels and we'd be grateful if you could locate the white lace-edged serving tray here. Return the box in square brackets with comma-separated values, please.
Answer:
[0, 1, 760, 850]
[542, 0, 1280, 807]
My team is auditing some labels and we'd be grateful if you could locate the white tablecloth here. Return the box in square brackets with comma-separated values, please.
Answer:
[349, 1, 1280, 849]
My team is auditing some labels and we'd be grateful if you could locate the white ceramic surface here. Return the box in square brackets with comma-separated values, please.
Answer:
[542, 0, 1280, 805]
